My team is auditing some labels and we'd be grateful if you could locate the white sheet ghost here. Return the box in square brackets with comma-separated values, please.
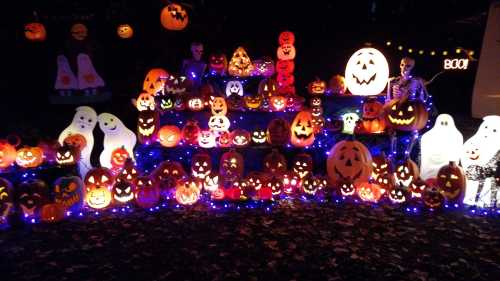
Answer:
[77, 53, 105, 90]
[54, 55, 78, 90]
[341, 112, 359, 135]
[98, 113, 136, 168]
[420, 114, 463, 179]
[58, 106, 98, 177]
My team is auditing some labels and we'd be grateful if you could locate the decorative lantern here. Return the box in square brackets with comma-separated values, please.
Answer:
[277, 44, 296, 60]
[385, 98, 429, 131]
[135, 176, 160, 208]
[182, 120, 201, 145]
[307, 78, 326, 95]
[344, 47, 389, 96]
[191, 152, 212, 180]
[143, 68, 168, 95]
[175, 179, 201, 205]
[209, 53, 228, 75]
[160, 3, 189, 31]
[436, 161, 465, 202]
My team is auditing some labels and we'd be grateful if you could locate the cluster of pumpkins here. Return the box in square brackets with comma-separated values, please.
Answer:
[24, 22, 135, 42]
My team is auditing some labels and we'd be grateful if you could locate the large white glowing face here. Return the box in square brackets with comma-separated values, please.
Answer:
[341, 113, 360, 134]
[345, 47, 389, 96]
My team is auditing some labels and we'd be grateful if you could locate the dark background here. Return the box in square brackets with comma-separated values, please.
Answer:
[1, 0, 492, 142]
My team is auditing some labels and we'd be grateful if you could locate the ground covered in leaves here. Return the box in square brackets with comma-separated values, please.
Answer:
[1, 201, 499, 281]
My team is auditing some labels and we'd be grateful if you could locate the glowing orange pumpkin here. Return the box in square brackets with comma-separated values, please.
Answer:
[117, 24, 133, 39]
[143, 68, 168, 95]
[71, 23, 88, 41]
[290, 111, 315, 147]
[175, 179, 200, 205]
[161, 3, 189, 31]
[356, 181, 382, 203]
[16, 147, 44, 168]
[40, 203, 65, 223]
[158, 125, 181, 148]
[24, 22, 46, 42]
[0, 141, 17, 169]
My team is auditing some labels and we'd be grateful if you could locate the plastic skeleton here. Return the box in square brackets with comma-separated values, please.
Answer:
[466, 151, 500, 208]
[387, 57, 429, 102]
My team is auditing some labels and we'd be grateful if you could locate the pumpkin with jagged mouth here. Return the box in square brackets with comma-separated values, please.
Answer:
[137, 111, 158, 138]
[338, 177, 356, 196]
[409, 178, 426, 198]
[16, 179, 48, 216]
[393, 159, 419, 188]
[54, 176, 83, 211]
[385, 99, 428, 131]
[56, 144, 80, 166]
[112, 179, 135, 204]
[191, 153, 211, 180]
[252, 128, 267, 144]
[165, 75, 189, 95]
[388, 184, 408, 204]
[231, 129, 251, 147]
[159, 96, 174, 110]
[120, 158, 138, 183]
[292, 153, 312, 179]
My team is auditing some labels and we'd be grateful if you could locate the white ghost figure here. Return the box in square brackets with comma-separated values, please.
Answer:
[77, 53, 105, 90]
[341, 112, 359, 134]
[225, 80, 244, 97]
[58, 106, 98, 177]
[98, 113, 137, 168]
[420, 114, 463, 179]
[54, 55, 78, 91]
[461, 115, 500, 207]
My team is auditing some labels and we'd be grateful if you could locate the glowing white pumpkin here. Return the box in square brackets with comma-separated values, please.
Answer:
[345, 47, 389, 96]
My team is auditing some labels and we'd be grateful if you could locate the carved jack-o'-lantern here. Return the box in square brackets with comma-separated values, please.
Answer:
[228, 47, 254, 77]
[282, 172, 300, 195]
[252, 57, 275, 77]
[385, 98, 429, 131]
[361, 98, 386, 133]
[203, 172, 220, 193]
[312, 116, 325, 134]
[210, 96, 227, 116]
[188, 96, 205, 111]
[137, 110, 159, 144]
[276, 60, 295, 74]
[158, 125, 181, 148]
[227, 95, 244, 111]
[209, 53, 228, 75]
[0, 177, 13, 222]
[112, 179, 135, 204]
[220, 150, 244, 182]
[302, 175, 320, 196]
[85, 184, 112, 210]
[409, 178, 427, 199]
[0, 141, 17, 169]
[136, 92, 156, 111]
[15, 179, 48, 217]
[135, 176, 160, 209]
[292, 153, 313, 179]
[423, 184, 444, 209]
[310, 97, 322, 107]
[329, 75, 347, 95]
[165, 74, 190, 95]
[208, 115, 231, 134]
[290, 111, 315, 147]
[24, 22, 47, 42]
[267, 176, 283, 196]
[63, 134, 87, 152]
[198, 130, 217, 148]
[356, 181, 382, 203]
[258, 78, 278, 97]
[252, 128, 267, 144]
[337, 177, 356, 197]
[267, 118, 290, 146]
[110, 147, 130, 170]
[264, 149, 287, 174]
[436, 161, 465, 202]
[182, 120, 201, 145]
[388, 184, 408, 204]
[308, 78, 326, 95]
[143, 68, 168, 95]
[311, 106, 323, 118]
[159, 96, 174, 111]
[152, 160, 186, 185]
[394, 159, 419, 188]
[345, 47, 389, 96]
[55, 144, 80, 166]
[71, 23, 88, 41]
[244, 95, 263, 110]
[85, 168, 114, 189]
[270, 96, 287, 111]
[191, 153, 212, 179]
[175, 179, 200, 205]
[54, 176, 84, 212]
[117, 24, 133, 39]
[278, 31, 295, 45]
[16, 147, 44, 168]
[161, 3, 189, 31]
[277, 44, 296, 60]
[231, 129, 251, 147]
[120, 158, 139, 183]
[277, 73, 295, 87]
[371, 153, 390, 181]
[217, 131, 232, 148]
[327, 140, 372, 184]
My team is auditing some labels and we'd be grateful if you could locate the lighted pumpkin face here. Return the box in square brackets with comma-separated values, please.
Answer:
[264, 149, 287, 174]
[409, 178, 426, 198]
[220, 150, 244, 182]
[117, 24, 133, 39]
[16, 147, 44, 168]
[292, 153, 313, 178]
[203, 173, 220, 192]
[165, 75, 189, 95]
[291, 111, 315, 147]
[394, 159, 419, 188]
[182, 120, 200, 145]
[209, 53, 228, 75]
[225, 81, 244, 97]
[258, 78, 278, 97]
[86, 185, 112, 210]
[338, 177, 356, 196]
[210, 96, 227, 116]
[175, 179, 200, 205]
[143, 68, 168, 95]
[246, 172, 264, 192]
[137, 110, 159, 144]
[112, 180, 135, 204]
[63, 134, 87, 152]
[174, 96, 186, 111]
[85, 168, 114, 189]
[0, 177, 13, 221]
[277, 73, 295, 87]
[158, 125, 181, 148]
[276, 60, 294, 74]
[388, 184, 408, 204]
[135, 176, 160, 208]
[110, 147, 130, 169]
[152, 160, 186, 184]
[277, 44, 296, 60]
[228, 47, 254, 77]
[56, 144, 80, 166]
[311, 106, 323, 118]
[356, 181, 382, 202]
[252, 128, 267, 144]
[278, 31, 295, 45]
[226, 180, 246, 200]
[310, 97, 322, 107]
[345, 47, 389, 96]
[329, 75, 347, 95]
[198, 130, 216, 148]
[282, 172, 300, 195]
[0, 141, 17, 169]
[217, 131, 232, 148]
[311, 117, 325, 133]
[270, 96, 287, 111]
[231, 129, 251, 147]
[308, 79, 326, 95]
[371, 153, 390, 181]
[71, 23, 88, 41]
[423, 185, 444, 209]
[385, 98, 429, 131]
[244, 95, 263, 110]
[136, 92, 156, 111]
[188, 96, 205, 111]
[160, 3, 189, 31]
[302, 175, 319, 196]
[24, 22, 47, 42]
[208, 115, 231, 134]
[54, 176, 84, 212]
[267, 118, 290, 145]
[436, 161, 465, 201]
[362, 98, 386, 133]
[119, 158, 138, 183]
[191, 153, 212, 179]
[252, 57, 275, 77]
[16, 179, 48, 217]
[158, 96, 173, 111]
[327, 140, 372, 184]
[266, 176, 283, 196]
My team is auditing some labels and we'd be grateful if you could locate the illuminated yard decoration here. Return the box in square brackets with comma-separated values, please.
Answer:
[443, 58, 469, 70]
[345, 47, 389, 96]
[161, 3, 189, 31]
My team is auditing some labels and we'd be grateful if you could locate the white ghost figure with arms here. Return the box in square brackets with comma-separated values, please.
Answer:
[58, 106, 98, 177]
[98, 113, 137, 168]
[77, 53, 105, 89]
[420, 114, 463, 179]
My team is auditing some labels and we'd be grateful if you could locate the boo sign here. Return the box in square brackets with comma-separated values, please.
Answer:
[443, 58, 469, 70]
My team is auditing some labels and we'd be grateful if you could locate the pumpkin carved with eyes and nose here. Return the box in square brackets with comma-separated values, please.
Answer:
[337, 176, 356, 197]
[117, 24, 134, 39]
[182, 120, 201, 145]
[209, 96, 227, 116]
[120, 158, 139, 183]
[308, 78, 326, 95]
[136, 92, 156, 112]
[152, 160, 186, 187]
[344, 47, 389, 96]
[191, 153, 212, 180]
[277, 44, 296, 61]
[393, 159, 419, 188]
[356, 181, 382, 203]
[360, 98, 386, 133]
[385, 98, 428, 131]
[423, 182, 444, 209]
[165, 74, 190, 95]
[290, 111, 315, 147]
[135, 176, 160, 208]
[143, 68, 168, 95]
[84, 168, 113, 210]
[175, 179, 201, 205]
[15, 179, 49, 217]
[327, 140, 372, 185]
[137, 110, 159, 144]
[110, 147, 130, 171]
[161, 3, 189, 31]
[292, 153, 313, 179]
[244, 95, 263, 110]
[16, 146, 44, 168]
[231, 129, 251, 147]
[158, 125, 181, 148]
[388, 184, 409, 204]
[112, 178, 135, 204]
[24, 22, 47, 42]
[220, 150, 244, 183]
[209, 53, 228, 75]
[198, 130, 217, 148]
[252, 128, 267, 144]
[436, 161, 465, 202]
[54, 176, 84, 212]
[258, 78, 279, 97]
[409, 178, 427, 199]
[208, 115, 231, 134]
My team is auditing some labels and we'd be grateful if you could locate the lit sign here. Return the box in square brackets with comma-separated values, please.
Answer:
[443, 58, 469, 70]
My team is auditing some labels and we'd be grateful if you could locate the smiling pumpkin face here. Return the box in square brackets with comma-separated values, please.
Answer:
[16, 147, 44, 168]
[345, 47, 389, 96]
[209, 53, 228, 74]
[385, 98, 428, 131]
[143, 68, 168, 95]
[117, 24, 133, 39]
[393, 159, 419, 188]
[327, 140, 372, 185]
[210, 96, 227, 116]
[137, 110, 159, 144]
[292, 153, 313, 179]
[191, 153, 212, 180]
[290, 111, 315, 147]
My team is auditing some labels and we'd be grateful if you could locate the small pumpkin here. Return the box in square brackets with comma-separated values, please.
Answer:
[277, 44, 296, 61]
[361, 98, 386, 133]
[16, 146, 44, 168]
[143, 68, 168, 95]
[252, 128, 267, 144]
[244, 95, 263, 110]
[63, 134, 87, 151]
[209, 53, 228, 75]
[158, 125, 182, 148]
[117, 24, 134, 39]
[217, 131, 233, 148]
[307, 78, 326, 95]
[231, 129, 251, 147]
[423, 183, 444, 209]
[175, 179, 201, 205]
[356, 181, 382, 203]
[0, 140, 17, 169]
[24, 22, 47, 42]
[263, 149, 287, 174]
[112, 179, 135, 204]
[160, 3, 189, 31]
[388, 184, 409, 204]
[40, 203, 65, 223]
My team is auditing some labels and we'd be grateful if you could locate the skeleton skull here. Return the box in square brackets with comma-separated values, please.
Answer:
[400, 57, 415, 78]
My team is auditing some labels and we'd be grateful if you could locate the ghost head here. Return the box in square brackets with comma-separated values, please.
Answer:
[191, 42, 203, 61]
[72, 106, 98, 131]
[462, 115, 500, 166]
[98, 113, 124, 136]
[400, 57, 415, 78]
[225, 81, 244, 97]
[341, 112, 360, 134]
